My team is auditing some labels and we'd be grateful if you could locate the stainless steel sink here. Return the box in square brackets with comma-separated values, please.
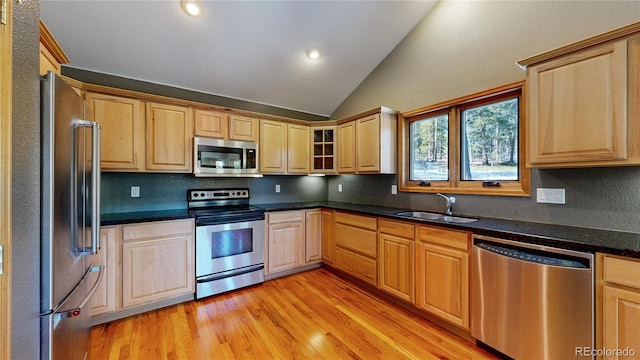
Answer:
[394, 211, 478, 223]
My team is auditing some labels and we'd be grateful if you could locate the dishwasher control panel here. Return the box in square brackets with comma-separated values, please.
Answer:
[475, 241, 588, 268]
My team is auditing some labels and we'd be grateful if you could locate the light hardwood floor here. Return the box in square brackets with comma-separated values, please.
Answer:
[90, 268, 499, 359]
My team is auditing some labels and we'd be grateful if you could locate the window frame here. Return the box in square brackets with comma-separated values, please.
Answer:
[399, 81, 530, 197]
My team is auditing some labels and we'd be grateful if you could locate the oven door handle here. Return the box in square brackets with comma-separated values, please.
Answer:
[197, 264, 265, 284]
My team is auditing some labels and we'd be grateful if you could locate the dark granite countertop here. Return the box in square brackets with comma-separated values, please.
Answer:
[257, 201, 640, 259]
[101, 201, 640, 259]
[101, 209, 194, 226]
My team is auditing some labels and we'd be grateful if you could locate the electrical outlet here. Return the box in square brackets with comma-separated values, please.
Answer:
[338, 184, 343, 192]
[275, 184, 281, 193]
[130, 186, 140, 198]
[391, 185, 397, 195]
[536, 188, 565, 204]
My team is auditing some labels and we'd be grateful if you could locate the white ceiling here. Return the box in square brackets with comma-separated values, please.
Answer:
[40, 1, 437, 117]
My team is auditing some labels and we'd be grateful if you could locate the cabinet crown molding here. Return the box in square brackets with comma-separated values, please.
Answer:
[517, 21, 640, 69]
[40, 19, 70, 64]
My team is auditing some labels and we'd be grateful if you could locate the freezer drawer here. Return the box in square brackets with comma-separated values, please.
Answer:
[471, 236, 594, 360]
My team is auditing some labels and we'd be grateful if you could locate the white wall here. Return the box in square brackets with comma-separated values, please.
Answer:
[331, 0, 640, 118]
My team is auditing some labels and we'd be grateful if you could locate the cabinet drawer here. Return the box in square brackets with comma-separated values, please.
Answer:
[267, 210, 304, 224]
[379, 219, 415, 239]
[123, 219, 194, 242]
[335, 212, 377, 230]
[603, 255, 640, 289]
[335, 223, 377, 258]
[417, 225, 469, 251]
[334, 247, 377, 286]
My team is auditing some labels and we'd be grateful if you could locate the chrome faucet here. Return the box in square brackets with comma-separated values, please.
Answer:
[436, 193, 456, 215]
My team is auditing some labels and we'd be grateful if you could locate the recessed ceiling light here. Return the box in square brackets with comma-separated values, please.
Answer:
[306, 48, 321, 60]
[181, 0, 203, 17]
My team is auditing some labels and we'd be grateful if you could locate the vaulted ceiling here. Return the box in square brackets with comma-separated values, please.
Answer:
[40, 1, 437, 117]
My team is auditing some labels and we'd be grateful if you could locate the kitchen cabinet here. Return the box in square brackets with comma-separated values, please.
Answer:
[305, 209, 322, 263]
[378, 219, 415, 303]
[88, 226, 119, 316]
[259, 119, 310, 174]
[39, 20, 69, 76]
[288, 123, 310, 174]
[194, 110, 259, 142]
[229, 114, 259, 142]
[194, 108, 228, 139]
[415, 225, 470, 329]
[337, 108, 397, 174]
[311, 126, 337, 174]
[597, 253, 640, 359]
[518, 23, 640, 168]
[321, 209, 335, 264]
[85, 92, 145, 171]
[337, 121, 356, 173]
[266, 211, 305, 274]
[145, 102, 193, 172]
[121, 219, 195, 308]
[333, 211, 378, 286]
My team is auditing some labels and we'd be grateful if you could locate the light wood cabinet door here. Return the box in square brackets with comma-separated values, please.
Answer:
[88, 226, 119, 316]
[288, 123, 310, 174]
[356, 114, 381, 172]
[337, 121, 356, 173]
[416, 241, 469, 329]
[378, 232, 414, 303]
[230, 115, 258, 142]
[527, 40, 628, 166]
[122, 220, 195, 308]
[259, 119, 287, 173]
[146, 102, 193, 172]
[602, 285, 640, 359]
[311, 126, 337, 174]
[267, 221, 304, 274]
[194, 109, 228, 139]
[305, 210, 322, 263]
[321, 210, 335, 263]
[86, 92, 145, 171]
[378, 219, 415, 303]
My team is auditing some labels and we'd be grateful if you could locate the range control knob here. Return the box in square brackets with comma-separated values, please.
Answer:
[193, 193, 199, 197]
[243, 191, 247, 196]
[200, 192, 206, 198]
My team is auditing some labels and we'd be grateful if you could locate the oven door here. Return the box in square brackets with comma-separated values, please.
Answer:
[195, 218, 265, 278]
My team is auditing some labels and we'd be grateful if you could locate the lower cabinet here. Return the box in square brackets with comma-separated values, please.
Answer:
[598, 253, 640, 359]
[266, 209, 322, 276]
[333, 211, 378, 286]
[321, 209, 335, 264]
[88, 226, 119, 316]
[415, 225, 470, 330]
[266, 211, 305, 274]
[378, 219, 415, 303]
[121, 219, 195, 308]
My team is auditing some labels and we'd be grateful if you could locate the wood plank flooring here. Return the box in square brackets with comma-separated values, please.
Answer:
[90, 268, 499, 359]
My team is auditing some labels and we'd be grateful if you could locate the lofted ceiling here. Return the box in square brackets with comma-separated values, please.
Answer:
[40, 0, 437, 117]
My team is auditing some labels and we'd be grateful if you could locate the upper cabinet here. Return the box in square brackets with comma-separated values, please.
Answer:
[146, 102, 193, 172]
[337, 108, 397, 174]
[86, 92, 145, 171]
[194, 110, 258, 142]
[518, 22, 640, 168]
[259, 119, 310, 174]
[39, 20, 69, 76]
[310, 126, 337, 174]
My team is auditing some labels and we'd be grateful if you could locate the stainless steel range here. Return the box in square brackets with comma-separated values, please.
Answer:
[188, 188, 265, 299]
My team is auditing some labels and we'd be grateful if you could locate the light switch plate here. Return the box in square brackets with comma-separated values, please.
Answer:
[275, 184, 281, 193]
[338, 184, 343, 192]
[391, 185, 397, 195]
[130, 186, 140, 198]
[537, 188, 565, 204]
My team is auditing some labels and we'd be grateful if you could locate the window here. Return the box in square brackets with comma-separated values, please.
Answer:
[400, 82, 530, 196]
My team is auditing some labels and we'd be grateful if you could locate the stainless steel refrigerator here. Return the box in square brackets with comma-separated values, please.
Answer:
[40, 72, 103, 360]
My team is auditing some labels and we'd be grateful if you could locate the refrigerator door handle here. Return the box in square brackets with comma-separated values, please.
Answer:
[40, 265, 105, 319]
[71, 119, 101, 255]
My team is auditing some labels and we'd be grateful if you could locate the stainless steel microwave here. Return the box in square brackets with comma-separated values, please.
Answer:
[193, 137, 260, 177]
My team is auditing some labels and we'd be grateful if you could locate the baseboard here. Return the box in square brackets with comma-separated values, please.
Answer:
[91, 293, 195, 326]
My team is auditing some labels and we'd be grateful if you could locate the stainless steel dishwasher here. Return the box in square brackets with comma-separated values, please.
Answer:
[471, 235, 594, 360]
